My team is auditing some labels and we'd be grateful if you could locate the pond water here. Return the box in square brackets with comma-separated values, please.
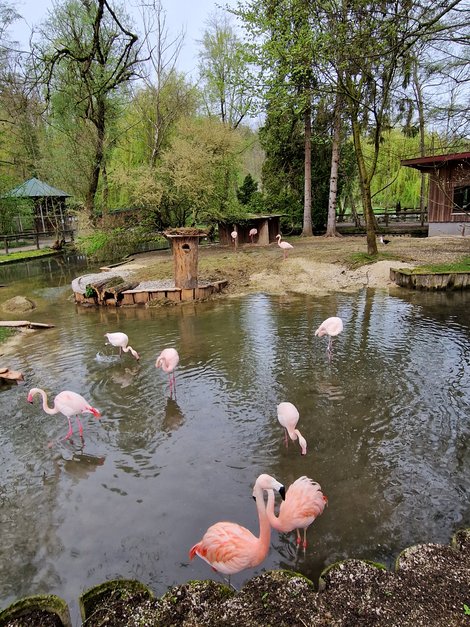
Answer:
[1, 255, 470, 622]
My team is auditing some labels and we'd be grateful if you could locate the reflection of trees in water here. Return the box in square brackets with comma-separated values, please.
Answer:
[0, 254, 90, 286]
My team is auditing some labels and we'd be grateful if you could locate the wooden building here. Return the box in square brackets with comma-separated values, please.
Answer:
[5, 177, 72, 234]
[401, 151, 470, 236]
[218, 214, 283, 246]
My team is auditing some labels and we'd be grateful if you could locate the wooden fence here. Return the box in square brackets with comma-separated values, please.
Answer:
[1, 229, 74, 254]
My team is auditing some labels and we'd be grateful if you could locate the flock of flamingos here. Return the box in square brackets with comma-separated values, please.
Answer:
[26, 310, 344, 585]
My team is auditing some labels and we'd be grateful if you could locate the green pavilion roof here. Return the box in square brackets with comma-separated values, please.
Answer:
[5, 177, 71, 198]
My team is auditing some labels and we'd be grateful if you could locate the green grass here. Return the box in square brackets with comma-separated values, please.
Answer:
[0, 248, 56, 264]
[409, 256, 470, 274]
[0, 327, 15, 343]
[348, 251, 397, 268]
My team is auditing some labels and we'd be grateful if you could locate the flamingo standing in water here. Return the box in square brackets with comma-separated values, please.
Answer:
[315, 316, 343, 355]
[265, 476, 327, 549]
[277, 401, 307, 455]
[156, 348, 179, 396]
[104, 332, 139, 360]
[189, 474, 285, 579]
[27, 388, 101, 440]
[249, 228, 258, 243]
[275, 234, 293, 259]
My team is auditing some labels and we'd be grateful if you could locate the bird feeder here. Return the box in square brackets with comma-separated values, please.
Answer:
[164, 228, 207, 289]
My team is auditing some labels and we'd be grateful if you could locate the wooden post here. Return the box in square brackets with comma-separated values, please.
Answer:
[164, 229, 207, 290]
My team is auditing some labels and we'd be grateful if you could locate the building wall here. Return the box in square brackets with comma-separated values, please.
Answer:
[428, 161, 470, 224]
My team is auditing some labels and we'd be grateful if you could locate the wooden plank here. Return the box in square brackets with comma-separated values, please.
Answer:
[0, 320, 55, 328]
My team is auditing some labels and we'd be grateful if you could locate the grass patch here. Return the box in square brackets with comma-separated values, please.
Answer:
[348, 251, 397, 269]
[0, 249, 57, 264]
[409, 256, 470, 274]
[0, 327, 16, 343]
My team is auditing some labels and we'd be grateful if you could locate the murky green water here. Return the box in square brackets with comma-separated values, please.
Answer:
[1, 255, 470, 621]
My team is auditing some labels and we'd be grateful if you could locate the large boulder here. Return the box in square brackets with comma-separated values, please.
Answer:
[2, 296, 36, 312]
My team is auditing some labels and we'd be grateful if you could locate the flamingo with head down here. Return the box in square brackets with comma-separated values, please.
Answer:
[275, 234, 293, 259]
[104, 332, 139, 360]
[156, 348, 180, 396]
[315, 316, 343, 355]
[265, 476, 327, 549]
[27, 388, 101, 440]
[249, 228, 258, 243]
[277, 401, 307, 455]
[189, 473, 285, 580]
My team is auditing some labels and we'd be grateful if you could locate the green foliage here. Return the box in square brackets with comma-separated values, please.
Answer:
[410, 257, 470, 274]
[76, 227, 166, 262]
[237, 174, 258, 205]
[0, 249, 56, 263]
[0, 327, 15, 343]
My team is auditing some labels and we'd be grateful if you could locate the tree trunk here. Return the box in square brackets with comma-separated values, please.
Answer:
[351, 115, 377, 255]
[325, 92, 341, 237]
[85, 100, 106, 223]
[413, 61, 427, 225]
[302, 104, 313, 236]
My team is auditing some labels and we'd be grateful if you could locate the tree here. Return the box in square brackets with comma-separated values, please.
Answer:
[237, 173, 258, 205]
[198, 12, 252, 129]
[33, 0, 145, 221]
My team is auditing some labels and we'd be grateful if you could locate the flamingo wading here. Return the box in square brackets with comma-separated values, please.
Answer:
[189, 473, 285, 577]
[275, 234, 293, 259]
[104, 332, 139, 360]
[277, 401, 307, 455]
[265, 476, 327, 549]
[156, 348, 180, 396]
[315, 316, 343, 355]
[27, 388, 101, 440]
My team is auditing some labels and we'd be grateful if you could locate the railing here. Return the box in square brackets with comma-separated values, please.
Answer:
[0, 229, 74, 255]
[339, 209, 428, 227]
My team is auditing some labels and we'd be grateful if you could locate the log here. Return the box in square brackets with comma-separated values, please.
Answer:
[0, 320, 55, 328]
[0, 368, 24, 383]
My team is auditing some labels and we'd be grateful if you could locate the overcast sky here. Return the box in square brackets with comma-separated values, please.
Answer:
[9, 0, 235, 78]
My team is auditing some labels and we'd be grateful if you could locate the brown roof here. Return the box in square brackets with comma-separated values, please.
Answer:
[401, 151, 470, 171]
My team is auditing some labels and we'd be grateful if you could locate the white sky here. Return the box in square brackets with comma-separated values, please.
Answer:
[9, 0, 233, 78]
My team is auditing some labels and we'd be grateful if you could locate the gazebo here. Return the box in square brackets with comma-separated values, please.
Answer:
[5, 177, 72, 235]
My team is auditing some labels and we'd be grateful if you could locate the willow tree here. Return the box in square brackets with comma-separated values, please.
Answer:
[32, 0, 145, 220]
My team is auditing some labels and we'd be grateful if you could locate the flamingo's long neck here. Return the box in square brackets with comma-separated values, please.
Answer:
[31, 388, 59, 415]
[253, 485, 272, 563]
[265, 489, 282, 531]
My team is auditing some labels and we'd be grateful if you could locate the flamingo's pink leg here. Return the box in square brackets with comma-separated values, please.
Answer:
[284, 428, 289, 448]
[295, 529, 302, 545]
[76, 416, 84, 436]
[63, 417, 73, 440]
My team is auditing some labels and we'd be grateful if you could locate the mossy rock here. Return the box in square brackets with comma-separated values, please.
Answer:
[318, 558, 387, 591]
[0, 594, 71, 627]
[451, 528, 470, 552]
[79, 578, 154, 622]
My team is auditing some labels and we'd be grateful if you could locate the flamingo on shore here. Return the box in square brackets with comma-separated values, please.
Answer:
[231, 230, 238, 249]
[104, 332, 139, 360]
[27, 388, 101, 440]
[249, 228, 258, 243]
[265, 476, 327, 549]
[275, 234, 293, 259]
[277, 401, 307, 455]
[156, 348, 179, 396]
[189, 473, 285, 580]
[315, 316, 343, 355]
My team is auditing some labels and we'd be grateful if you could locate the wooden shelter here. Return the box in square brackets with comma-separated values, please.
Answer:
[401, 152, 470, 236]
[218, 214, 283, 246]
[5, 177, 72, 234]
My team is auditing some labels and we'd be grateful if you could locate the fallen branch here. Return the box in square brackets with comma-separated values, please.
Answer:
[0, 320, 55, 329]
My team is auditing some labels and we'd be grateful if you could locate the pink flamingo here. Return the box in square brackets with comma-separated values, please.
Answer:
[27, 388, 101, 440]
[277, 401, 307, 455]
[315, 316, 343, 355]
[249, 228, 258, 243]
[104, 332, 139, 360]
[189, 473, 285, 579]
[231, 230, 238, 250]
[156, 348, 179, 396]
[275, 234, 293, 259]
[265, 476, 327, 549]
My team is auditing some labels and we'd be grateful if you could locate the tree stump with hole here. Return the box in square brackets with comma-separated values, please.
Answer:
[164, 228, 208, 289]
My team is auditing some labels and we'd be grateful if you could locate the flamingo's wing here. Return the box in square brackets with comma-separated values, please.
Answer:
[190, 522, 259, 575]
[278, 477, 327, 531]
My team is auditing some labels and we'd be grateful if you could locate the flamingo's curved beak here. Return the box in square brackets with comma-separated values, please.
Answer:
[90, 407, 101, 419]
[279, 485, 286, 500]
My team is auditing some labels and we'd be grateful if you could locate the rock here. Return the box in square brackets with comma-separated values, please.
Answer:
[2, 296, 36, 313]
